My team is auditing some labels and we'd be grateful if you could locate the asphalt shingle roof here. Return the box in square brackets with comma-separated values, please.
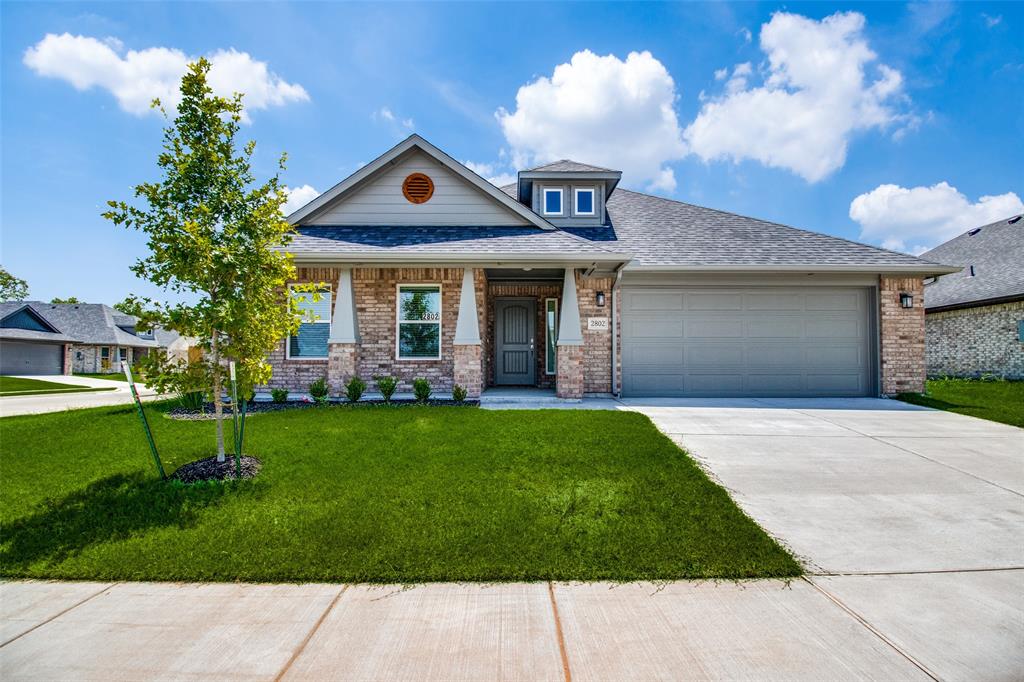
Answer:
[289, 226, 625, 257]
[498, 184, 946, 269]
[523, 160, 618, 173]
[0, 327, 80, 343]
[0, 302, 158, 347]
[919, 215, 1024, 310]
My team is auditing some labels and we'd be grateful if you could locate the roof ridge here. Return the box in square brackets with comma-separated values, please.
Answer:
[614, 188, 946, 266]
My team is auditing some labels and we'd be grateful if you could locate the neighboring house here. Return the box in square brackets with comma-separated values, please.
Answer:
[0, 304, 80, 375]
[919, 215, 1024, 379]
[273, 134, 955, 398]
[0, 301, 180, 375]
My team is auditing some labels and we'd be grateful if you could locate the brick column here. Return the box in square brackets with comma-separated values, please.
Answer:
[556, 345, 584, 399]
[453, 344, 483, 398]
[63, 344, 74, 375]
[327, 342, 358, 395]
[879, 276, 926, 395]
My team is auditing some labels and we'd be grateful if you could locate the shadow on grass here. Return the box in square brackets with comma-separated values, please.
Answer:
[896, 393, 977, 411]
[0, 471, 262, 571]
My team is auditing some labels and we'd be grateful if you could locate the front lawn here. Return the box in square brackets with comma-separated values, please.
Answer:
[898, 378, 1024, 428]
[0, 404, 800, 583]
[0, 376, 117, 397]
[74, 373, 130, 382]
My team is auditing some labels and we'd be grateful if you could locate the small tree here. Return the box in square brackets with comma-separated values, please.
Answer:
[0, 266, 29, 301]
[105, 59, 310, 463]
[50, 296, 81, 304]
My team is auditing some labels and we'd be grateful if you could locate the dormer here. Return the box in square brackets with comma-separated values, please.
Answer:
[517, 160, 621, 227]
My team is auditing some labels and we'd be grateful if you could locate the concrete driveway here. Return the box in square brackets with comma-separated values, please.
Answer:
[0, 375, 160, 417]
[622, 397, 1024, 681]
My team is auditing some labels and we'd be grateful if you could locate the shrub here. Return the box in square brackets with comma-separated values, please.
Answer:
[309, 377, 329, 404]
[412, 377, 432, 403]
[270, 387, 289, 403]
[375, 375, 398, 403]
[452, 384, 467, 403]
[345, 376, 367, 403]
[178, 390, 206, 410]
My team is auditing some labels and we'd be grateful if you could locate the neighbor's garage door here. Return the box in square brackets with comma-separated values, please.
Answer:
[0, 341, 63, 375]
[621, 287, 873, 397]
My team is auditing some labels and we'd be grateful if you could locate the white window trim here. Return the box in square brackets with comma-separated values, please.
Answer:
[574, 187, 596, 216]
[286, 283, 332, 361]
[395, 283, 443, 361]
[542, 187, 564, 216]
[545, 297, 558, 375]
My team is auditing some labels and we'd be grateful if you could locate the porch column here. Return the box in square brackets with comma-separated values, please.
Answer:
[556, 267, 584, 400]
[453, 267, 483, 398]
[327, 268, 359, 394]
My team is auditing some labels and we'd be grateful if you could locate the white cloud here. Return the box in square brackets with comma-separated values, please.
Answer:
[23, 33, 308, 121]
[282, 184, 320, 215]
[496, 49, 686, 193]
[373, 106, 415, 138]
[713, 67, 729, 81]
[464, 161, 516, 187]
[982, 13, 1002, 28]
[849, 182, 1023, 253]
[685, 12, 911, 182]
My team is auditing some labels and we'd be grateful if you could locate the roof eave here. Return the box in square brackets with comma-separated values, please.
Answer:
[624, 263, 962, 275]
[925, 292, 1024, 313]
[289, 251, 632, 265]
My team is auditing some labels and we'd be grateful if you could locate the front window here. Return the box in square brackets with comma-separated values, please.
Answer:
[543, 188, 563, 216]
[288, 285, 332, 359]
[545, 298, 558, 374]
[100, 346, 110, 370]
[119, 348, 128, 363]
[575, 188, 595, 216]
[397, 284, 441, 360]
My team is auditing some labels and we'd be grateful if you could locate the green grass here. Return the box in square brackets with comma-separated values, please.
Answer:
[74, 373, 130, 382]
[898, 378, 1024, 428]
[0, 404, 800, 583]
[0, 376, 117, 397]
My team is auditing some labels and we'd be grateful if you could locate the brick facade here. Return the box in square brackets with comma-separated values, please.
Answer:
[879, 276, 926, 394]
[327, 342, 358, 395]
[925, 300, 1024, 379]
[63, 344, 73, 375]
[577, 274, 617, 394]
[70, 344, 141, 374]
[453, 344, 483, 397]
[555, 344, 584, 399]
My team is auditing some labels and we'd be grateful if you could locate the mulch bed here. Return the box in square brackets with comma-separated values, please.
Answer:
[166, 399, 479, 420]
[170, 455, 262, 483]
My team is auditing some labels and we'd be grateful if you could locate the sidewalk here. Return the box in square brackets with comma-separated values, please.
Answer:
[0, 376, 160, 417]
[1, 579, 933, 681]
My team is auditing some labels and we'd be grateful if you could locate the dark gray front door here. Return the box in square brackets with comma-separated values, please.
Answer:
[495, 298, 536, 385]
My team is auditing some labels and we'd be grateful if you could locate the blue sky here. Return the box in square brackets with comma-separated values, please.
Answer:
[2, 1, 1021, 304]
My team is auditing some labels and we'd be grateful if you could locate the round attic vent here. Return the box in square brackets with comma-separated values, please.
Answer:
[402, 173, 434, 204]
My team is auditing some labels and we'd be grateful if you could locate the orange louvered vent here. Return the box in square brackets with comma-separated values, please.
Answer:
[402, 173, 434, 204]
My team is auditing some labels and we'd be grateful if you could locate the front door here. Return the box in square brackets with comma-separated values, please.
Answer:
[495, 298, 536, 385]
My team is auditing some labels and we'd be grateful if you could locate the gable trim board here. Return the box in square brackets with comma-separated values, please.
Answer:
[288, 135, 555, 230]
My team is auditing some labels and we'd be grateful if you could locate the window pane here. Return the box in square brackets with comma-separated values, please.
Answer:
[576, 190, 594, 214]
[546, 299, 558, 374]
[399, 323, 440, 358]
[292, 288, 332, 323]
[545, 190, 562, 214]
[399, 286, 440, 321]
[289, 322, 329, 358]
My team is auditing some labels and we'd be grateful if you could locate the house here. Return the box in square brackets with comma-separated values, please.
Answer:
[0, 301, 183, 375]
[919, 215, 1024, 379]
[272, 134, 957, 399]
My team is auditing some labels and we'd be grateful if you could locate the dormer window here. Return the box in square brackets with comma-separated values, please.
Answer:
[574, 188, 595, 216]
[542, 188, 563, 216]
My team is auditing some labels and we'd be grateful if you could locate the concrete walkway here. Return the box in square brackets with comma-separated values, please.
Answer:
[0, 375, 159, 417]
[1, 399, 1021, 680]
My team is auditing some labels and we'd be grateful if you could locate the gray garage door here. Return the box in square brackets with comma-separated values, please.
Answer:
[621, 287, 874, 397]
[0, 341, 63, 375]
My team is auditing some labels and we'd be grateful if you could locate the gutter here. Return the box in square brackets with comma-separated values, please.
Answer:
[925, 293, 1024, 314]
[288, 251, 633, 265]
[624, 263, 962, 276]
[610, 263, 625, 398]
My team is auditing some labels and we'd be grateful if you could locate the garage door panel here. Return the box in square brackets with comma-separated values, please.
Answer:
[687, 292, 743, 311]
[622, 286, 873, 397]
[686, 319, 744, 339]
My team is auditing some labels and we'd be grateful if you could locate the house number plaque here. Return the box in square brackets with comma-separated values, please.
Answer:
[587, 317, 610, 331]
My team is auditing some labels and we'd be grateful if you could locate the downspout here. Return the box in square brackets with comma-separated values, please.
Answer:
[610, 263, 625, 398]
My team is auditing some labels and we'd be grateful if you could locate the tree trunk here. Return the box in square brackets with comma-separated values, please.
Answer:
[212, 331, 226, 462]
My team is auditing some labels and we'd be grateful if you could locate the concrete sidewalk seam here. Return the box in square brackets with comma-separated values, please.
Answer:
[0, 582, 116, 648]
[804, 577, 940, 681]
[547, 582, 572, 682]
[786, 407, 1024, 499]
[810, 566, 1024, 577]
[273, 584, 348, 682]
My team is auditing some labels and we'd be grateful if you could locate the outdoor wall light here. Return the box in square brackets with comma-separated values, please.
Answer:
[899, 293, 914, 308]
[596, 291, 606, 307]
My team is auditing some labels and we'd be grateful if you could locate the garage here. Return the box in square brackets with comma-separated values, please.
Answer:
[621, 286, 875, 397]
[0, 340, 64, 375]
